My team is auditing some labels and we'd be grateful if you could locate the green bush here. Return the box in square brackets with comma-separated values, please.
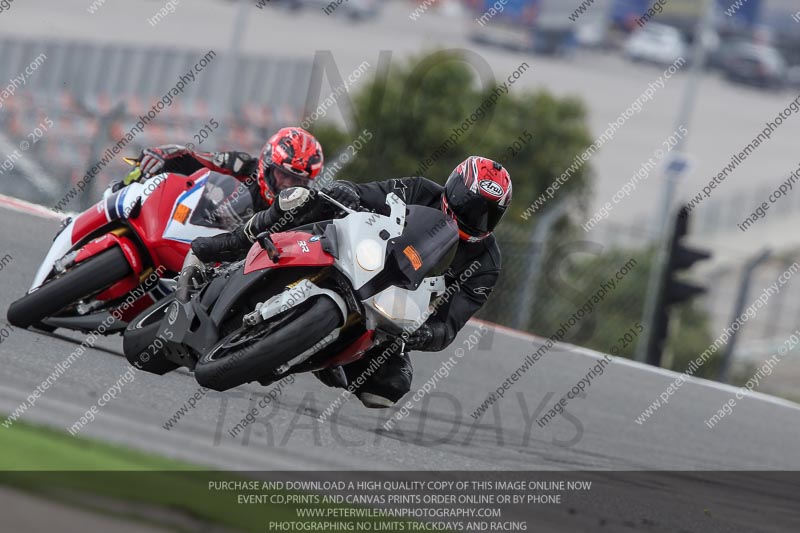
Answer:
[311, 50, 593, 216]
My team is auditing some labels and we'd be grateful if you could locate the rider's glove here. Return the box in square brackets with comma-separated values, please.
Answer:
[322, 181, 360, 210]
[191, 226, 252, 264]
[140, 144, 189, 177]
[404, 323, 447, 352]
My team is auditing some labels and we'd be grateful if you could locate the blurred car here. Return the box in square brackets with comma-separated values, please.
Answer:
[575, 19, 609, 49]
[280, 0, 381, 20]
[469, 0, 577, 56]
[721, 43, 787, 90]
[624, 23, 687, 66]
[788, 66, 800, 88]
[707, 38, 749, 71]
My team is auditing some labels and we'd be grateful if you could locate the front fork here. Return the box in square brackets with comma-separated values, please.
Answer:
[242, 268, 344, 328]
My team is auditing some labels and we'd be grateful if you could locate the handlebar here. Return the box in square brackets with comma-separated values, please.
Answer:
[316, 191, 370, 214]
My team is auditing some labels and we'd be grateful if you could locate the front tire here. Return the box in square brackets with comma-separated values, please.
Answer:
[194, 296, 342, 391]
[7, 247, 131, 329]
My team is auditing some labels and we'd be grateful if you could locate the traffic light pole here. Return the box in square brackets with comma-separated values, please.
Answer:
[641, 238, 671, 366]
[634, 0, 715, 364]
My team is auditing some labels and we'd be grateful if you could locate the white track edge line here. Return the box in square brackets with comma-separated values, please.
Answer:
[470, 318, 800, 412]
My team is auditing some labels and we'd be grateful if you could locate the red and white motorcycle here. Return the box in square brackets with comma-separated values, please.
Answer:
[7, 160, 253, 332]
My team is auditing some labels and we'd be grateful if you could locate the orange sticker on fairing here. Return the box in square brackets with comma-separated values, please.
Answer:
[403, 245, 422, 271]
[173, 204, 191, 224]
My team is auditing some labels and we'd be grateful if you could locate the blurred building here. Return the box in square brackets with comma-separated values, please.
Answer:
[0, 36, 311, 210]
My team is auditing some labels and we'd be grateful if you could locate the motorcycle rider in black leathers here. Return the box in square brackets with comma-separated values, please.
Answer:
[135, 126, 324, 212]
[191, 156, 513, 408]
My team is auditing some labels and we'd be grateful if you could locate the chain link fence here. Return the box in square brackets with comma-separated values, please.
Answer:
[477, 218, 654, 350]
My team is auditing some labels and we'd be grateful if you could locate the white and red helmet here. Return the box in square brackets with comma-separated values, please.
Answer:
[442, 156, 512, 242]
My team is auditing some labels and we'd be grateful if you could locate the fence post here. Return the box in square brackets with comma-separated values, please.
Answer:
[717, 248, 771, 383]
[515, 199, 570, 331]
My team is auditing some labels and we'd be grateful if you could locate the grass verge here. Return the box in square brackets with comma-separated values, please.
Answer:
[0, 421, 298, 532]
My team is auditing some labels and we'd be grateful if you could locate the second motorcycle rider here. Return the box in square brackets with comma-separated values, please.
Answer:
[136, 126, 324, 212]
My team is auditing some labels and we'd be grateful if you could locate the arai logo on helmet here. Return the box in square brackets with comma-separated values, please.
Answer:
[479, 180, 503, 198]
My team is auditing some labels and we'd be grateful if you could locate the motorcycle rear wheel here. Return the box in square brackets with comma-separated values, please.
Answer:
[194, 296, 342, 391]
[7, 247, 131, 329]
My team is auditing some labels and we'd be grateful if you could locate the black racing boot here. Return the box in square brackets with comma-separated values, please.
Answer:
[345, 350, 413, 409]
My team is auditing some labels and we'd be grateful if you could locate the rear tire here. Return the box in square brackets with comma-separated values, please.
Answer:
[7, 247, 131, 329]
[194, 296, 342, 391]
[123, 298, 180, 375]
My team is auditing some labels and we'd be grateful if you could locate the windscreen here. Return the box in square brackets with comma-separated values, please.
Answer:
[189, 172, 255, 231]
[388, 205, 459, 287]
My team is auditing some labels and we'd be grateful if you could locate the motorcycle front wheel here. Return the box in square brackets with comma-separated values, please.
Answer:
[193, 296, 342, 391]
[7, 247, 131, 329]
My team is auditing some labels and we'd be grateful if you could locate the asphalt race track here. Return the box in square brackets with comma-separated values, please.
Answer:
[4, 202, 800, 531]
[2, 202, 800, 474]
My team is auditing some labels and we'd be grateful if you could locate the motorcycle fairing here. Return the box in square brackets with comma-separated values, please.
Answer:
[161, 173, 232, 244]
[70, 186, 133, 241]
[353, 205, 458, 302]
[379, 205, 459, 289]
[243, 231, 336, 275]
[330, 192, 406, 291]
[150, 273, 235, 363]
[29, 183, 146, 290]
[30, 170, 241, 292]
[362, 278, 446, 333]
[31, 218, 78, 290]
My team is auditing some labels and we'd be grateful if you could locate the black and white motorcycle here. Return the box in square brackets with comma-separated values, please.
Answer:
[123, 189, 458, 391]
